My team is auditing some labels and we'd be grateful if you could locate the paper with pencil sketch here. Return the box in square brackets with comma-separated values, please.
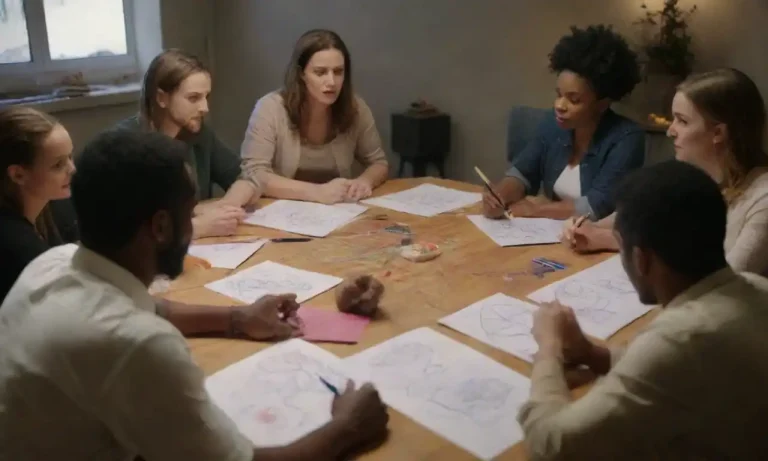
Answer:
[205, 339, 348, 447]
[439, 293, 539, 363]
[362, 184, 481, 217]
[244, 200, 368, 237]
[187, 240, 267, 269]
[468, 215, 564, 246]
[204, 261, 343, 304]
[343, 327, 531, 460]
[527, 256, 653, 339]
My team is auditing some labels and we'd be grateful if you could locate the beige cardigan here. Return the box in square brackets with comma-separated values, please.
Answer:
[240, 91, 388, 190]
[725, 169, 768, 276]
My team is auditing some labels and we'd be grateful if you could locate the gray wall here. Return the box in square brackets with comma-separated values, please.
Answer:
[208, 0, 768, 183]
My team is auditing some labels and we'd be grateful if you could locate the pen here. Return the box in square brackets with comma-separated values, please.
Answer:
[271, 237, 313, 243]
[474, 166, 512, 220]
[317, 375, 340, 396]
[533, 258, 566, 271]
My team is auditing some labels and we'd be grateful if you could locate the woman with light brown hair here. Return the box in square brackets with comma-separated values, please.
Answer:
[562, 68, 768, 275]
[0, 106, 76, 301]
[113, 49, 255, 238]
[240, 29, 389, 204]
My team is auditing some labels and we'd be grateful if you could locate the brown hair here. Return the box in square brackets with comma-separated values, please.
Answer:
[0, 106, 61, 242]
[280, 29, 357, 138]
[139, 49, 210, 130]
[677, 68, 768, 202]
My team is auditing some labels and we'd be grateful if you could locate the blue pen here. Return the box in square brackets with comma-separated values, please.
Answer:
[533, 258, 565, 271]
[540, 258, 567, 270]
[318, 375, 340, 396]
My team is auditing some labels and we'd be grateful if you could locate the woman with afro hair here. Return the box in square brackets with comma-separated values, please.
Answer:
[483, 24, 644, 221]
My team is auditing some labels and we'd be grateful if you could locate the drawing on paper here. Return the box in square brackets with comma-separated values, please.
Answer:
[363, 184, 481, 217]
[554, 281, 618, 324]
[228, 351, 345, 436]
[368, 342, 445, 388]
[479, 303, 532, 338]
[381, 189, 474, 211]
[491, 221, 557, 242]
[223, 278, 313, 300]
[284, 212, 334, 229]
[593, 277, 636, 295]
[366, 342, 515, 426]
[416, 377, 514, 427]
[245, 200, 366, 237]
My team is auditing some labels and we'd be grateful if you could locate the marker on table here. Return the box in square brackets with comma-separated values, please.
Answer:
[532, 258, 566, 271]
[317, 375, 340, 396]
[474, 166, 512, 220]
[270, 237, 313, 243]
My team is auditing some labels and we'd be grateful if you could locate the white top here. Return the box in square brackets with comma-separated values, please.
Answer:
[724, 169, 768, 276]
[0, 244, 253, 461]
[553, 164, 581, 201]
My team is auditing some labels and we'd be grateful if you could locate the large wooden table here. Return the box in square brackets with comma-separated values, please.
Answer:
[166, 178, 656, 460]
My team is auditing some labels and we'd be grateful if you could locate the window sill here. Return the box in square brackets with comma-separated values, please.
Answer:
[0, 82, 141, 114]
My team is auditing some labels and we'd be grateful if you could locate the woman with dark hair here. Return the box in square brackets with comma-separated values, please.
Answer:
[113, 49, 254, 238]
[0, 106, 76, 302]
[484, 25, 644, 221]
[563, 68, 768, 275]
[240, 29, 389, 204]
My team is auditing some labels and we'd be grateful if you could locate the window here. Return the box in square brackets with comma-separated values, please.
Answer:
[0, 0, 137, 93]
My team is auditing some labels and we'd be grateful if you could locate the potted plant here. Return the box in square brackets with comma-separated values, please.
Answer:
[634, 0, 698, 117]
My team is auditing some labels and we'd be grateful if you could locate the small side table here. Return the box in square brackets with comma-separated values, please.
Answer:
[391, 112, 450, 177]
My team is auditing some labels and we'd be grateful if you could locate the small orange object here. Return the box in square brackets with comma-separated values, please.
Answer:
[184, 254, 212, 270]
[400, 242, 441, 262]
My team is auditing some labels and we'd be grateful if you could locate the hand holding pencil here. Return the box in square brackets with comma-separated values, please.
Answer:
[475, 166, 512, 220]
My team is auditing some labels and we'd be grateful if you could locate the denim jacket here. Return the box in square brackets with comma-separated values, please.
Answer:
[505, 109, 645, 220]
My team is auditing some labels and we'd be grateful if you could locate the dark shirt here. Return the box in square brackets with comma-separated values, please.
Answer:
[0, 200, 78, 303]
[112, 116, 242, 200]
[505, 109, 645, 220]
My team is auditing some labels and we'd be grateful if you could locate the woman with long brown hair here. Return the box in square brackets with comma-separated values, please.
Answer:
[114, 49, 254, 238]
[240, 29, 389, 204]
[562, 68, 768, 275]
[0, 106, 76, 301]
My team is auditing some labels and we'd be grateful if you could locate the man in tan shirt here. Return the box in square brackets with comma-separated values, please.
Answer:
[519, 161, 768, 460]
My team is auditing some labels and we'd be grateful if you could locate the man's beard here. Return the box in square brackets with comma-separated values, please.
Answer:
[174, 113, 202, 134]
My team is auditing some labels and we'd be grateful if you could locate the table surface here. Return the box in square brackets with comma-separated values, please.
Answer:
[167, 177, 657, 460]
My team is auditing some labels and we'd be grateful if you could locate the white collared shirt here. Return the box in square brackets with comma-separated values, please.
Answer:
[0, 244, 253, 461]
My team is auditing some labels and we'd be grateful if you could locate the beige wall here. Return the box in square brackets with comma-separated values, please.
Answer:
[54, 102, 136, 150]
[208, 0, 768, 182]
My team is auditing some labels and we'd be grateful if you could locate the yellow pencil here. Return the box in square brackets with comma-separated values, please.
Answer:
[474, 166, 512, 219]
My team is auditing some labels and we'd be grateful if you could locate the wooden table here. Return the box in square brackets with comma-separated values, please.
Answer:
[166, 178, 657, 460]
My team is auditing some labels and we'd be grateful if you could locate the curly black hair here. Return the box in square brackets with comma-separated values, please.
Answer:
[549, 25, 641, 101]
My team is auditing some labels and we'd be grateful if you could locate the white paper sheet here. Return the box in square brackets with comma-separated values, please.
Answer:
[527, 255, 654, 339]
[204, 261, 343, 304]
[467, 215, 564, 246]
[244, 200, 368, 237]
[439, 293, 539, 363]
[362, 184, 481, 217]
[344, 327, 531, 460]
[187, 240, 267, 269]
[205, 339, 347, 447]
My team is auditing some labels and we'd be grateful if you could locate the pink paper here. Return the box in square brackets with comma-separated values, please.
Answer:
[297, 306, 370, 344]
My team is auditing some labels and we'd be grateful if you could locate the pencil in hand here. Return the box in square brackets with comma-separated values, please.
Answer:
[474, 166, 512, 219]
[574, 213, 593, 228]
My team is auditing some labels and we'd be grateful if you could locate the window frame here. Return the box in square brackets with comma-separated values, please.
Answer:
[0, 0, 138, 93]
